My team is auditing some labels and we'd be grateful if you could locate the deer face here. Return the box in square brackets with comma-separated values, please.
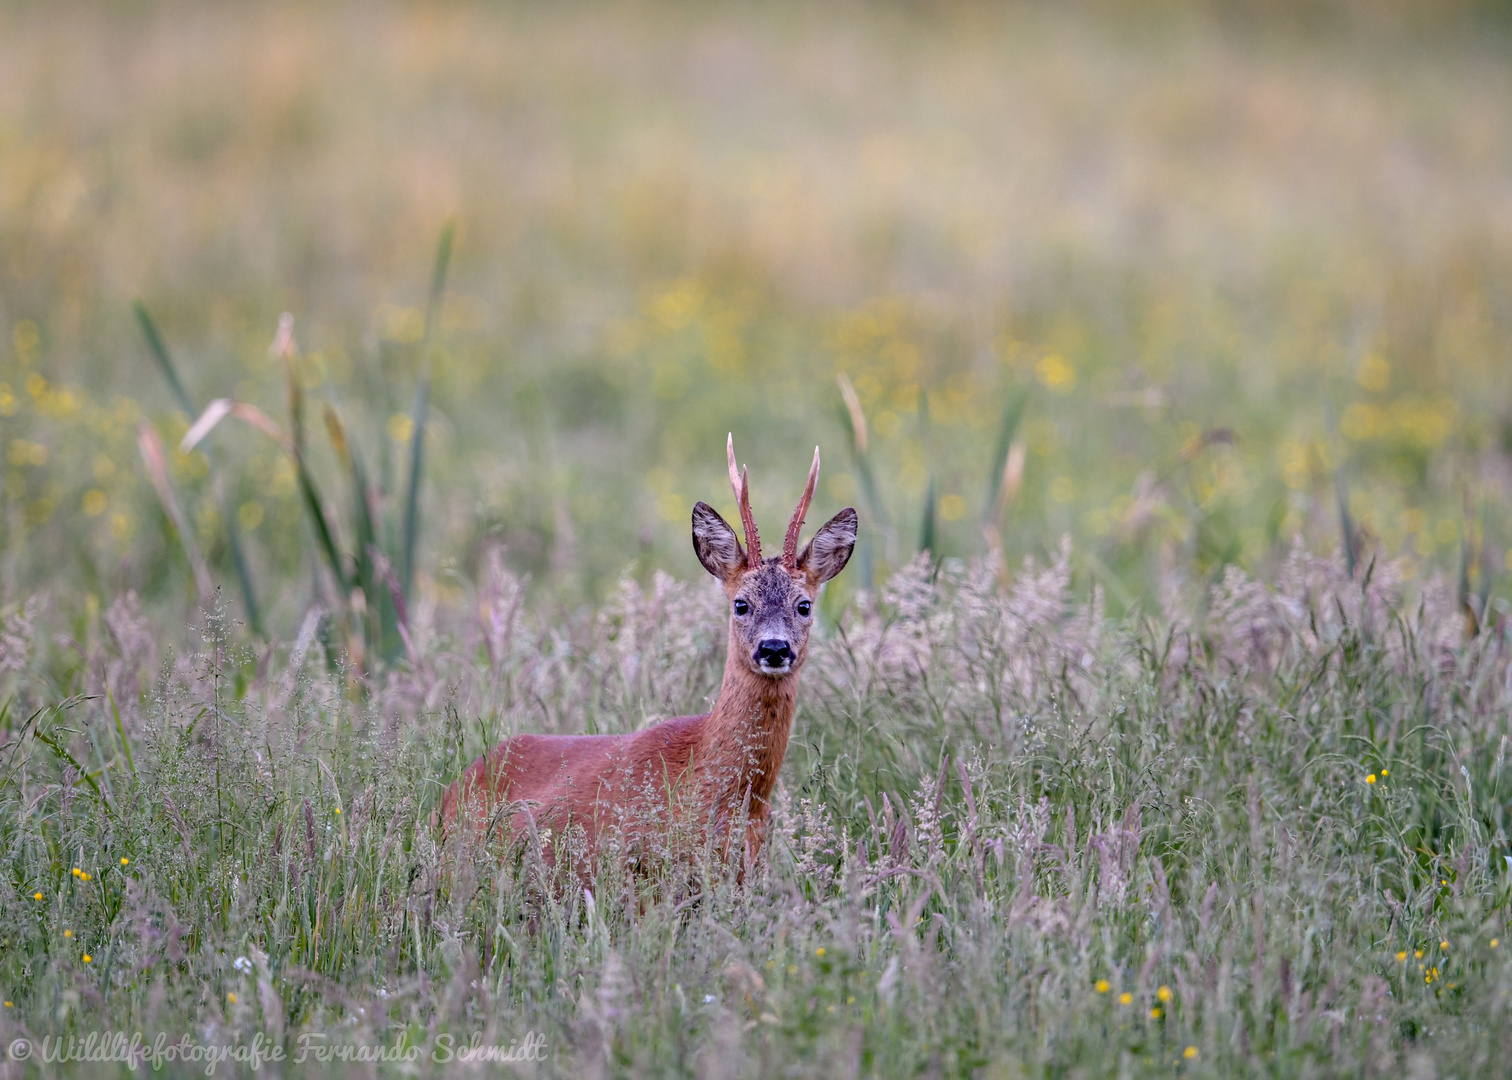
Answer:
[690, 438, 857, 679]
[730, 563, 811, 676]
[693, 527, 857, 675]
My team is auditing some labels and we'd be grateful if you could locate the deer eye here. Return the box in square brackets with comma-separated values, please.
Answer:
[733, 599, 750, 616]
[796, 599, 812, 618]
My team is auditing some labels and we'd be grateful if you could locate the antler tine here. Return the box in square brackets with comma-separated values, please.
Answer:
[726, 432, 742, 502]
[727, 434, 761, 567]
[783, 445, 820, 568]
[739, 466, 761, 566]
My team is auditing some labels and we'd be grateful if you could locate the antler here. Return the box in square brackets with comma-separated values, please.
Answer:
[783, 446, 820, 569]
[727, 433, 761, 567]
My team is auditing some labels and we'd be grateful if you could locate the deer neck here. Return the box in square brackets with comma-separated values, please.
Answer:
[696, 628, 800, 814]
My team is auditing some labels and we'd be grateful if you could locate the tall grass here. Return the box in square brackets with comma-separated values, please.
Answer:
[3, 541, 1511, 1074]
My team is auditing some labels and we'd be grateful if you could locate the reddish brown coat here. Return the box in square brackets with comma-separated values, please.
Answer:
[437, 439, 856, 874]
[438, 617, 800, 866]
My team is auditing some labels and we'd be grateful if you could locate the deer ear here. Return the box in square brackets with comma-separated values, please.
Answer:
[692, 502, 745, 580]
[797, 508, 857, 587]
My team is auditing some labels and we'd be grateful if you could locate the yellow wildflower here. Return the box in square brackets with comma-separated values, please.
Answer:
[1150, 1007, 1163, 1019]
[227, 993, 237, 1004]
[1094, 979, 1110, 993]
[82, 954, 92, 964]
[63, 929, 72, 938]
[1396, 951, 1407, 961]
[1366, 774, 1376, 784]
[816, 948, 825, 957]
[1119, 992, 1133, 1005]
[120, 858, 129, 866]
[33, 892, 43, 901]
[1156, 985, 1172, 1002]
[1184, 1047, 1198, 1059]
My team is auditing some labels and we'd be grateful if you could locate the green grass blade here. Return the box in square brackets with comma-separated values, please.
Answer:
[1335, 469, 1356, 579]
[137, 421, 215, 604]
[221, 490, 262, 636]
[834, 396, 888, 527]
[423, 218, 457, 342]
[917, 388, 937, 559]
[286, 378, 348, 591]
[983, 387, 1027, 522]
[137, 302, 267, 629]
[1459, 529, 1477, 638]
[403, 220, 453, 602]
[324, 404, 376, 584]
[133, 301, 195, 415]
[35, 728, 105, 805]
[104, 681, 136, 782]
[327, 404, 395, 655]
[402, 377, 428, 602]
[297, 460, 348, 593]
[1322, 400, 1356, 577]
[919, 475, 937, 557]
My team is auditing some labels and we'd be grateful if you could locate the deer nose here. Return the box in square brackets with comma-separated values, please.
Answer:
[755, 639, 793, 669]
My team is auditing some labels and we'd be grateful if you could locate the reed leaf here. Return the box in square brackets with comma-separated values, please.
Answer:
[423, 218, 456, 342]
[103, 681, 136, 782]
[403, 220, 454, 602]
[285, 368, 348, 593]
[983, 387, 1027, 522]
[402, 379, 429, 603]
[133, 301, 194, 416]
[136, 306, 264, 630]
[221, 488, 263, 636]
[918, 388, 937, 559]
[919, 475, 937, 557]
[835, 376, 888, 527]
[326, 404, 397, 656]
[181, 398, 234, 452]
[136, 421, 215, 605]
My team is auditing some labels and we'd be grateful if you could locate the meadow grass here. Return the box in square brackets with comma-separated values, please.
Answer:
[3, 1, 1512, 1075]
[3, 544, 1512, 1076]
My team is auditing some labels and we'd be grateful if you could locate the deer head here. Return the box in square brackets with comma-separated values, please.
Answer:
[691, 435, 857, 678]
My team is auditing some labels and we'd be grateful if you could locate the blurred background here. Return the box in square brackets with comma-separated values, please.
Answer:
[2, 0, 1511, 639]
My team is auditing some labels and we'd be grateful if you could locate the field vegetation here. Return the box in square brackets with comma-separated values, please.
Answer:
[3, 1, 1512, 1075]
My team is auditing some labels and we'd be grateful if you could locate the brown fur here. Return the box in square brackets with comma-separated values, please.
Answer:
[438, 445, 856, 877]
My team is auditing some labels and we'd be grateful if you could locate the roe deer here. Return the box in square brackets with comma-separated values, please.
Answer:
[438, 436, 856, 874]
